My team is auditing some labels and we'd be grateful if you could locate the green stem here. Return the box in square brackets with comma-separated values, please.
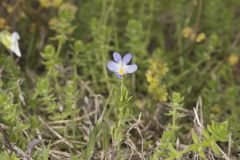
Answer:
[167, 58, 206, 87]
[71, 106, 77, 139]
[182, 0, 203, 55]
[120, 77, 124, 97]
[172, 105, 176, 131]
[115, 77, 124, 128]
[53, 41, 63, 94]
[56, 41, 62, 57]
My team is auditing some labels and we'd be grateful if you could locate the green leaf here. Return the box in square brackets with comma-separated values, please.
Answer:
[42, 145, 50, 160]
[199, 148, 206, 160]
[70, 155, 79, 160]
[202, 130, 210, 138]
[0, 151, 20, 160]
[192, 131, 199, 143]
[84, 120, 103, 160]
[211, 142, 221, 155]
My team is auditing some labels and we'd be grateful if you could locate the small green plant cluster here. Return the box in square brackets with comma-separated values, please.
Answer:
[151, 92, 184, 159]
[0, 0, 239, 159]
[152, 94, 229, 160]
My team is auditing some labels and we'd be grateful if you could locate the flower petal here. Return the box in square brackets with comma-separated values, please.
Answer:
[115, 73, 123, 79]
[107, 61, 119, 72]
[123, 53, 132, 64]
[10, 44, 21, 57]
[126, 64, 137, 73]
[10, 32, 21, 57]
[113, 52, 122, 62]
[12, 32, 20, 41]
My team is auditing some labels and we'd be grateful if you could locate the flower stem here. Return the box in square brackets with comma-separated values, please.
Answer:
[120, 77, 124, 99]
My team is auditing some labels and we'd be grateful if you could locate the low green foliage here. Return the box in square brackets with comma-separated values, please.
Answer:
[0, 0, 239, 159]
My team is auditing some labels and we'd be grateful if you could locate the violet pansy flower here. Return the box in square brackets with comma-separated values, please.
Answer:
[107, 52, 137, 78]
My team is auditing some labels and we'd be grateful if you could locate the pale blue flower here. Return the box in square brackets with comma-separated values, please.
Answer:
[107, 52, 137, 78]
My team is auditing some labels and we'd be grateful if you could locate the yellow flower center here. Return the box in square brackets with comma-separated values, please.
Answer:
[118, 68, 124, 75]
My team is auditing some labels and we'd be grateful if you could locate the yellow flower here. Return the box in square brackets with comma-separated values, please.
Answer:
[0, 18, 7, 29]
[39, 0, 63, 8]
[228, 54, 239, 66]
[182, 27, 193, 38]
[196, 33, 206, 43]
[146, 58, 169, 102]
[146, 71, 154, 83]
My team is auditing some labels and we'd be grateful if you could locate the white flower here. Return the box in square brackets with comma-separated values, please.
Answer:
[10, 32, 21, 57]
[0, 31, 22, 57]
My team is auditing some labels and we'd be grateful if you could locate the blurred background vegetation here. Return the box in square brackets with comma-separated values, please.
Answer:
[0, 0, 240, 159]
